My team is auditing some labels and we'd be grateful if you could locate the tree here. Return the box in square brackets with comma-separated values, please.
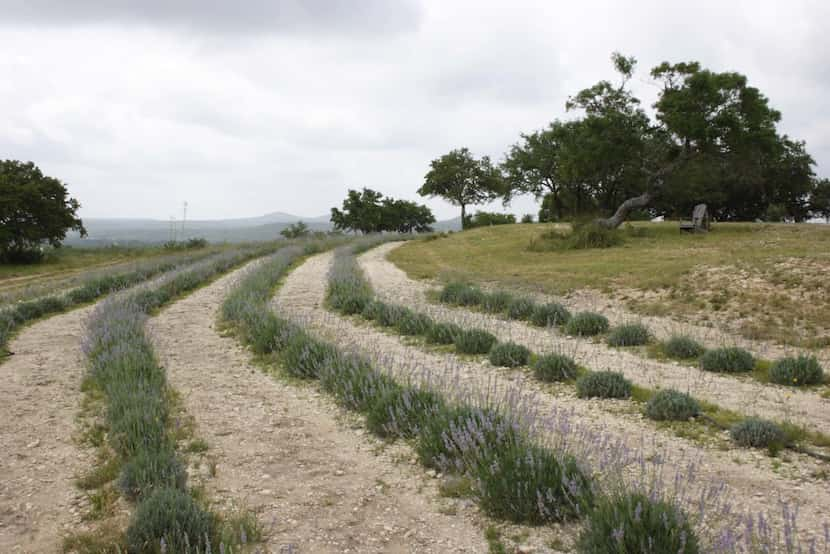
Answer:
[330, 188, 435, 234]
[0, 160, 86, 263]
[280, 221, 310, 239]
[419, 148, 503, 229]
[380, 199, 435, 233]
[330, 188, 385, 234]
[811, 179, 830, 222]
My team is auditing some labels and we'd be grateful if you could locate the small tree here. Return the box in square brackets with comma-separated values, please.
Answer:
[0, 160, 86, 263]
[811, 178, 830, 222]
[418, 148, 503, 229]
[330, 188, 385, 234]
[381, 199, 435, 233]
[280, 221, 310, 239]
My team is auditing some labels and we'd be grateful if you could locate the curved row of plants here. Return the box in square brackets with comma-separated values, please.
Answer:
[71, 244, 282, 552]
[345, 274, 829, 459]
[225, 243, 814, 553]
[0, 246, 225, 356]
[436, 282, 828, 390]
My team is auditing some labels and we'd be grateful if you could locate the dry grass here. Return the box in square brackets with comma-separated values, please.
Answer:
[389, 222, 830, 346]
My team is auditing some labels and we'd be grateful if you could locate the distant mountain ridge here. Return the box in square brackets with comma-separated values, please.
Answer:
[66, 211, 460, 246]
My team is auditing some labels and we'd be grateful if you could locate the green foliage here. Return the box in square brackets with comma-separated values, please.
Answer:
[505, 297, 535, 320]
[0, 160, 87, 262]
[374, 302, 409, 328]
[162, 237, 208, 251]
[530, 302, 571, 327]
[126, 487, 214, 554]
[330, 188, 434, 234]
[439, 282, 484, 306]
[425, 321, 462, 345]
[419, 148, 504, 229]
[730, 418, 786, 449]
[454, 329, 498, 354]
[644, 389, 700, 421]
[465, 211, 516, 229]
[395, 310, 433, 336]
[280, 221, 310, 239]
[365, 386, 445, 438]
[768, 355, 824, 386]
[533, 353, 579, 382]
[699, 347, 755, 373]
[481, 290, 515, 313]
[607, 323, 650, 347]
[576, 371, 632, 399]
[576, 492, 699, 554]
[281, 331, 340, 379]
[663, 335, 706, 359]
[521, 214, 534, 224]
[117, 448, 187, 502]
[415, 406, 506, 469]
[564, 312, 610, 336]
[488, 341, 531, 367]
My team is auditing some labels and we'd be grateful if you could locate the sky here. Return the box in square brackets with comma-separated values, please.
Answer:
[1, 0, 828, 222]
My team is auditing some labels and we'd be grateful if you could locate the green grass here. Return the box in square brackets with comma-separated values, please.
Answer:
[389, 222, 830, 345]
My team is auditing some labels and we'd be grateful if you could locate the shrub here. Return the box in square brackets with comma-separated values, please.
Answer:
[439, 282, 483, 306]
[319, 355, 397, 412]
[425, 322, 462, 345]
[374, 303, 408, 328]
[365, 386, 445, 438]
[281, 332, 340, 379]
[768, 355, 824, 386]
[118, 448, 187, 502]
[529, 223, 624, 252]
[530, 302, 571, 327]
[564, 312, 609, 337]
[481, 291, 514, 314]
[465, 211, 516, 228]
[644, 389, 700, 421]
[506, 297, 535, 320]
[699, 347, 754, 373]
[126, 487, 214, 553]
[576, 371, 631, 399]
[415, 406, 512, 469]
[730, 418, 786, 449]
[395, 311, 433, 336]
[454, 329, 497, 354]
[488, 342, 531, 367]
[533, 353, 579, 382]
[663, 335, 706, 359]
[607, 323, 650, 347]
[361, 300, 385, 321]
[576, 492, 699, 554]
[521, 214, 534, 224]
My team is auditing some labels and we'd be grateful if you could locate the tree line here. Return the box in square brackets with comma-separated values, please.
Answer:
[418, 53, 830, 228]
[330, 188, 436, 234]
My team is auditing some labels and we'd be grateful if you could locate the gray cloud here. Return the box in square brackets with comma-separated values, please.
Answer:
[0, 0, 422, 35]
[0, 0, 827, 222]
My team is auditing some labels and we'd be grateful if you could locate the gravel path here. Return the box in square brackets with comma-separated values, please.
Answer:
[275, 250, 830, 544]
[149, 259, 487, 554]
[0, 308, 94, 553]
[362, 242, 830, 435]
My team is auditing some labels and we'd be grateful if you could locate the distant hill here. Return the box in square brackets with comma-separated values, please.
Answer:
[65, 212, 461, 245]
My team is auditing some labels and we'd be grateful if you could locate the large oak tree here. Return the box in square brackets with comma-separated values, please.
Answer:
[0, 160, 86, 263]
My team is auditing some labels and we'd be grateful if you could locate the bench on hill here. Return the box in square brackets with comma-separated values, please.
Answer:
[680, 204, 710, 233]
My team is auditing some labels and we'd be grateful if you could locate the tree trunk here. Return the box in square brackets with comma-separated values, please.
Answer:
[460, 203, 467, 230]
[594, 192, 652, 229]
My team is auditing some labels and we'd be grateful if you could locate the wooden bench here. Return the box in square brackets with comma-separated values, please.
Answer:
[680, 204, 710, 233]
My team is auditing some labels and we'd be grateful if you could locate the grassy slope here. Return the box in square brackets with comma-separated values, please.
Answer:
[389, 222, 830, 345]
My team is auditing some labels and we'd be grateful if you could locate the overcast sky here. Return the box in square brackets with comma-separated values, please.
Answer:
[1, 0, 828, 221]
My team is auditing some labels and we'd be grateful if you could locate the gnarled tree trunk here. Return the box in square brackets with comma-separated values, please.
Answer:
[594, 192, 652, 229]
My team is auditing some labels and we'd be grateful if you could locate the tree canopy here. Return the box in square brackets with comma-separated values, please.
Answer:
[0, 160, 86, 263]
[500, 53, 821, 225]
[419, 148, 503, 229]
[330, 188, 435, 234]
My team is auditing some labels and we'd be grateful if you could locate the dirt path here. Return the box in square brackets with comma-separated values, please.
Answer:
[0, 308, 94, 553]
[361, 242, 830, 435]
[275, 251, 830, 543]
[148, 260, 487, 554]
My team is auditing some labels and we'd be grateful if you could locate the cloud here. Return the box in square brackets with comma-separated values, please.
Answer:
[0, 0, 422, 35]
[0, 0, 827, 221]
